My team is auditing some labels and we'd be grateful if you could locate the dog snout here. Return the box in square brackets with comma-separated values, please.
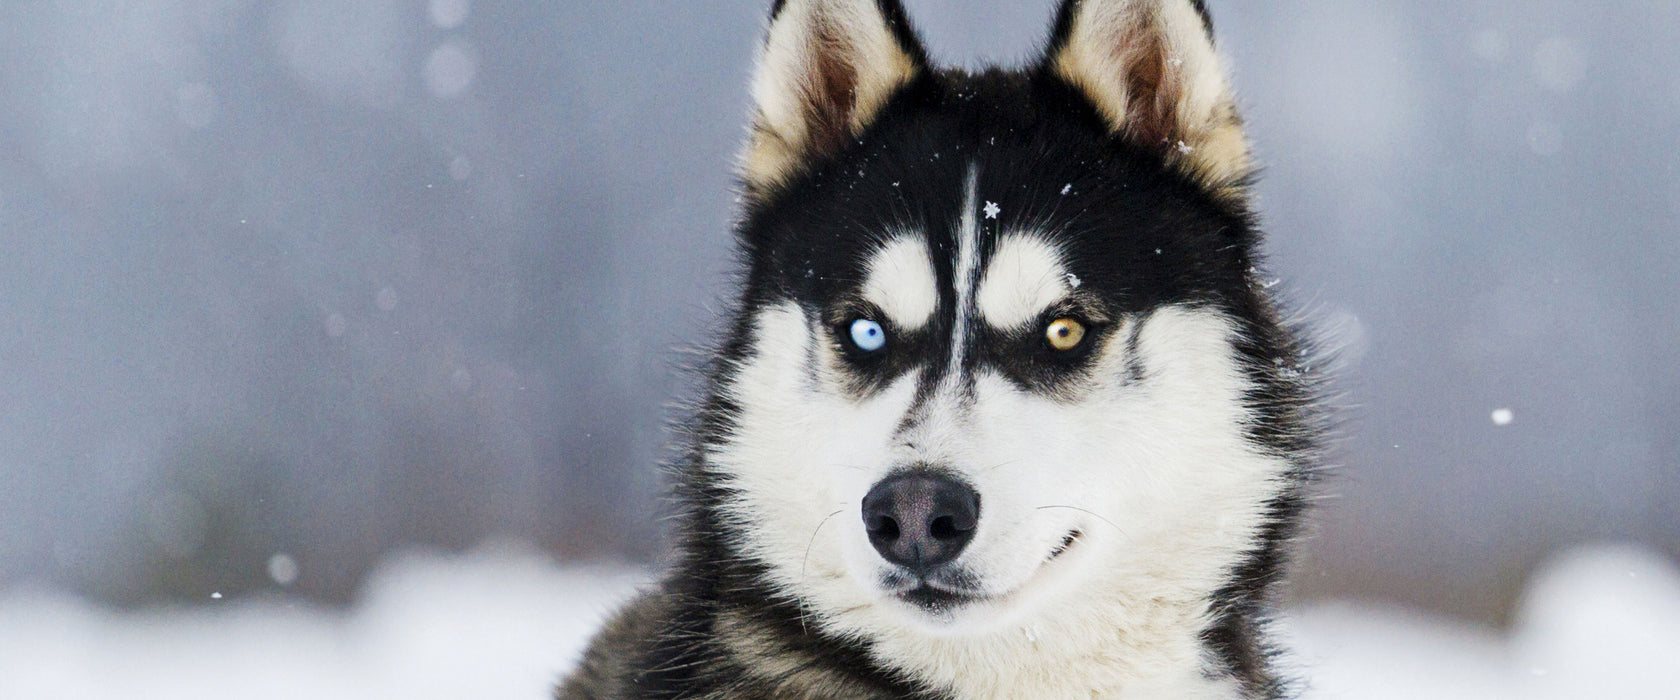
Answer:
[861, 471, 980, 574]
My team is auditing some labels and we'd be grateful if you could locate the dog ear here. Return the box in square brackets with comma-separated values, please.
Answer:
[741, 0, 928, 195]
[1044, 0, 1250, 193]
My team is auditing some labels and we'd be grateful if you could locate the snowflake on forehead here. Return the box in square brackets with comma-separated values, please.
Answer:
[983, 201, 1000, 220]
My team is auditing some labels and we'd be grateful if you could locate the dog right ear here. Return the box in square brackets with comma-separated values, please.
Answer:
[1043, 0, 1250, 196]
[741, 0, 929, 196]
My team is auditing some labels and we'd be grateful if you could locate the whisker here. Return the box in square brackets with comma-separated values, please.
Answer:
[1036, 504, 1127, 537]
[799, 508, 847, 637]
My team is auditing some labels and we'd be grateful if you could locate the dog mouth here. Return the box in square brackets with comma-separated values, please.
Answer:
[883, 567, 986, 612]
[897, 583, 975, 613]
[886, 529, 1085, 613]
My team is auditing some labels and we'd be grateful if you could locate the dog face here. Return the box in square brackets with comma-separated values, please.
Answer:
[705, 0, 1303, 647]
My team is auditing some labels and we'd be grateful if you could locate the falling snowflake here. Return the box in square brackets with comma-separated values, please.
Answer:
[1061, 183, 1073, 195]
[1064, 273, 1082, 289]
[1491, 408, 1514, 426]
[268, 553, 300, 586]
[983, 201, 1000, 219]
[1175, 140, 1194, 154]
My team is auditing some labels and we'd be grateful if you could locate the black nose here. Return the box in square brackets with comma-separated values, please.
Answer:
[861, 471, 980, 574]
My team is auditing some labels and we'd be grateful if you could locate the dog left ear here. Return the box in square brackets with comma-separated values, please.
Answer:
[741, 0, 929, 196]
[1044, 0, 1250, 193]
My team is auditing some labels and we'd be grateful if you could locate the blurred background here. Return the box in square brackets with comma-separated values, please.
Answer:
[1, 0, 1678, 695]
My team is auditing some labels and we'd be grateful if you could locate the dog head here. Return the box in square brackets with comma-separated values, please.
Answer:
[702, 0, 1308, 647]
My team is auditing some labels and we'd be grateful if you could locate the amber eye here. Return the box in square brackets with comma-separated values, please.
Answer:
[1045, 318, 1086, 351]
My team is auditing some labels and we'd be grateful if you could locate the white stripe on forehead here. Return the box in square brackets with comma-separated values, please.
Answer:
[948, 166, 982, 378]
[862, 235, 938, 330]
[978, 234, 1072, 330]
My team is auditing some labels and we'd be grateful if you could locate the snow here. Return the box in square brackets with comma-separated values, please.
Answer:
[1526, 120, 1564, 156]
[983, 201, 1001, 219]
[1491, 408, 1515, 426]
[449, 155, 473, 181]
[1290, 544, 1680, 700]
[424, 41, 478, 100]
[1472, 29, 1509, 62]
[1, 543, 1674, 699]
[428, 0, 471, 30]
[1531, 38, 1585, 94]
[0, 543, 645, 700]
[272, 0, 407, 107]
[323, 312, 349, 337]
[267, 553, 300, 587]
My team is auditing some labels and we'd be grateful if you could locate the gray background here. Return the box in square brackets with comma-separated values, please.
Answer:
[1, 0, 1675, 624]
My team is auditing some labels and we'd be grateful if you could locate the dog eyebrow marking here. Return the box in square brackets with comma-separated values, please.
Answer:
[977, 234, 1070, 330]
[948, 165, 982, 379]
[862, 234, 938, 331]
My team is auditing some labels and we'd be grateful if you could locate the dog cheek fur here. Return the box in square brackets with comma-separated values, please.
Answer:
[708, 302, 924, 625]
[834, 306, 1289, 698]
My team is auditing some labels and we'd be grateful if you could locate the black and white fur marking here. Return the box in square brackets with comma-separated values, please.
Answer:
[560, 1, 1319, 697]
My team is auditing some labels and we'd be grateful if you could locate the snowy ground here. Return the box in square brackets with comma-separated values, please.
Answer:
[2, 543, 1676, 699]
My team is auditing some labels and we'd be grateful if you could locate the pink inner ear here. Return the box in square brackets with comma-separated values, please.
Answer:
[1108, 20, 1182, 149]
[804, 17, 863, 160]
[744, 0, 927, 192]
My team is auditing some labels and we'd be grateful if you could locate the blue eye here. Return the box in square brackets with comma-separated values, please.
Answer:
[848, 319, 887, 352]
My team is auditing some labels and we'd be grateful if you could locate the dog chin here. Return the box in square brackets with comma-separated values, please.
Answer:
[875, 585, 991, 633]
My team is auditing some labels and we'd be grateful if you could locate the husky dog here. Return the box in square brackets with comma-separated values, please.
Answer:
[560, 0, 1319, 697]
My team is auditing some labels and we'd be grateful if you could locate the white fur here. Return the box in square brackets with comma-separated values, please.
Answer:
[714, 299, 1287, 697]
[863, 235, 938, 331]
[977, 233, 1071, 331]
[708, 169, 1288, 698]
[851, 308, 1285, 698]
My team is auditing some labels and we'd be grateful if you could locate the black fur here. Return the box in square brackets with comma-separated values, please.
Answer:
[559, 1, 1317, 697]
